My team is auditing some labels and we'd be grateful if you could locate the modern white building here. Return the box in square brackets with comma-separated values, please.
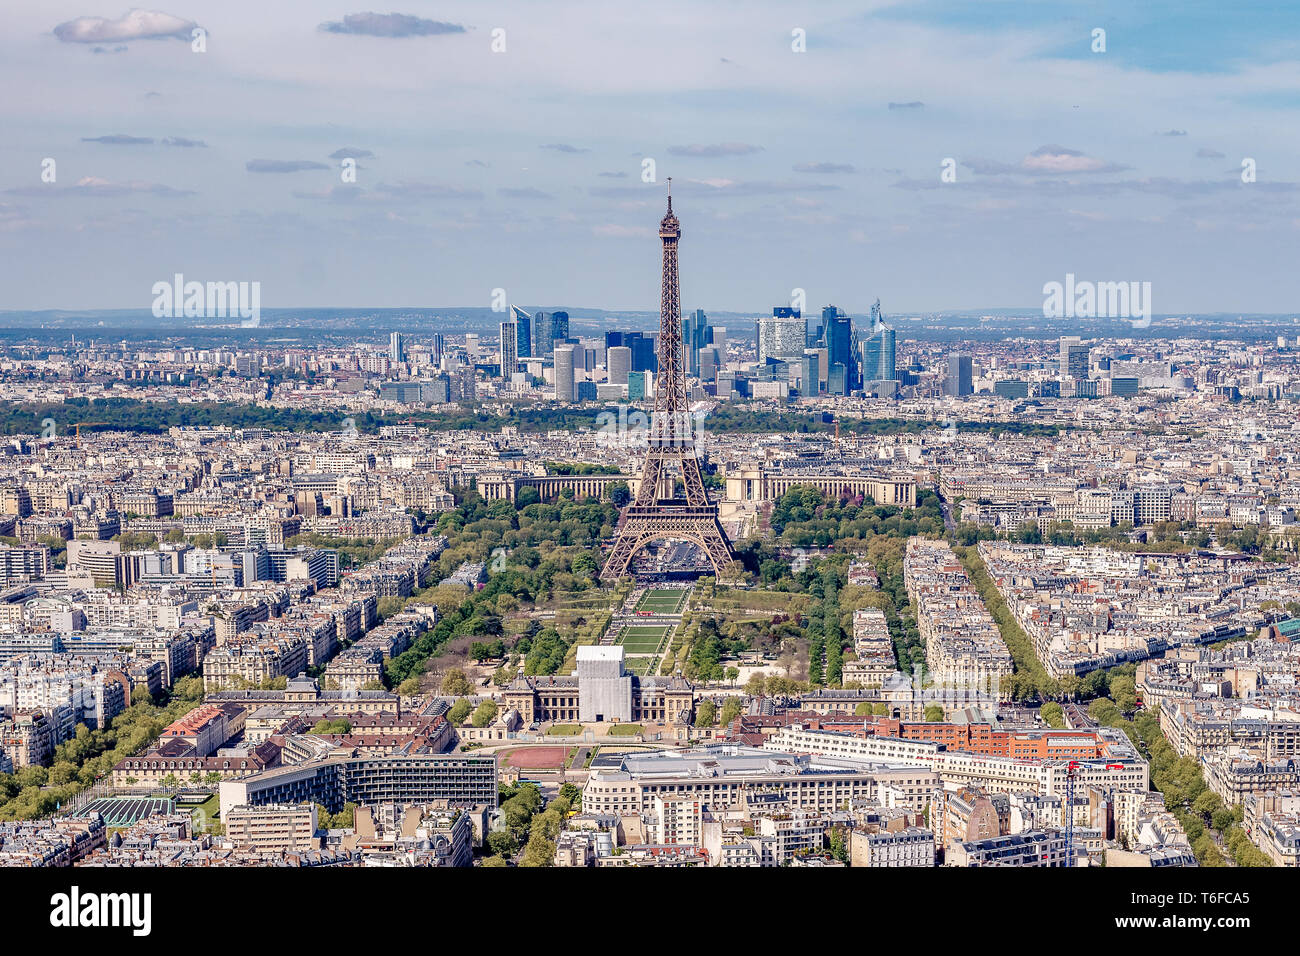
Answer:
[554, 346, 576, 402]
[607, 346, 632, 385]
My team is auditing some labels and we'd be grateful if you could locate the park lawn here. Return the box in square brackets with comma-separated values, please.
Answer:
[547, 724, 584, 735]
[619, 624, 671, 653]
[622, 640, 666, 655]
[607, 724, 644, 736]
[635, 589, 688, 614]
[623, 656, 656, 676]
[709, 588, 812, 615]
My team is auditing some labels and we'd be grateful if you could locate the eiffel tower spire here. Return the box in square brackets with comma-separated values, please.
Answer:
[600, 185, 734, 581]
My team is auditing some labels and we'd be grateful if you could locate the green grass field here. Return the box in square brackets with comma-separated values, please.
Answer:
[607, 724, 644, 737]
[618, 624, 671, 653]
[623, 656, 658, 676]
[635, 588, 688, 615]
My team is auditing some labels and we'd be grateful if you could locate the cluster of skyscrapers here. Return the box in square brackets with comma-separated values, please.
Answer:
[755, 301, 897, 398]
[490, 300, 906, 404]
[499, 307, 572, 377]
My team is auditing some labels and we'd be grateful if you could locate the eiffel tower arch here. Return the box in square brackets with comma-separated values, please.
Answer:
[601, 181, 734, 581]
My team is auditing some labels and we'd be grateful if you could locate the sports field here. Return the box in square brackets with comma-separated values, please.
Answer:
[635, 588, 688, 615]
[504, 747, 568, 770]
[618, 623, 672, 653]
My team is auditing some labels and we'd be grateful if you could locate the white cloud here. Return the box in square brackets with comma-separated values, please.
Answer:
[53, 9, 197, 43]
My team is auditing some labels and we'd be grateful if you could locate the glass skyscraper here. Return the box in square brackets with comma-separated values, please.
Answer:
[509, 306, 532, 359]
[682, 308, 708, 376]
[945, 352, 973, 396]
[823, 305, 855, 394]
[550, 311, 569, 350]
[862, 321, 896, 384]
[499, 319, 518, 377]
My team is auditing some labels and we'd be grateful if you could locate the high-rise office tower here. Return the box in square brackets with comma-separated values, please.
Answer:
[454, 364, 476, 402]
[510, 306, 532, 359]
[758, 308, 806, 364]
[630, 333, 656, 373]
[465, 334, 479, 362]
[428, 374, 451, 404]
[945, 352, 973, 397]
[699, 346, 720, 384]
[861, 299, 896, 391]
[801, 353, 820, 395]
[823, 305, 855, 394]
[828, 364, 847, 395]
[862, 322, 896, 386]
[607, 346, 632, 385]
[682, 308, 708, 376]
[1060, 336, 1090, 382]
[532, 311, 548, 354]
[550, 311, 569, 351]
[499, 320, 518, 377]
[389, 332, 405, 364]
[554, 346, 576, 401]
[430, 332, 445, 365]
[606, 330, 656, 373]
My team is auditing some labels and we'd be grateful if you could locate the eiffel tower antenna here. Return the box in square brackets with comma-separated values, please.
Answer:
[600, 187, 734, 581]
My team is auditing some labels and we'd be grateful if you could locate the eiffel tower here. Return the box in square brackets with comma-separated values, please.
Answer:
[601, 180, 734, 580]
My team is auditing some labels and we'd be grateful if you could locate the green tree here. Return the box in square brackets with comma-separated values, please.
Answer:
[1040, 701, 1065, 728]
[441, 668, 473, 697]
[471, 700, 499, 727]
[397, 675, 422, 697]
[447, 699, 474, 725]
[487, 830, 517, 858]
[695, 700, 717, 727]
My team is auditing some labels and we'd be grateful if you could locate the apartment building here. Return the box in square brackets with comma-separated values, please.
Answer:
[904, 538, 1013, 695]
[849, 825, 936, 867]
[947, 829, 1073, 867]
[225, 803, 319, 851]
[583, 746, 937, 815]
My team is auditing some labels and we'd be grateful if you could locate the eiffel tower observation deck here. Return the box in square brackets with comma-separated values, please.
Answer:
[600, 180, 734, 581]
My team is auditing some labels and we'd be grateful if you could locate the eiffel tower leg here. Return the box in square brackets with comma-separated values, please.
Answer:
[698, 519, 734, 578]
[601, 513, 733, 582]
[601, 526, 644, 580]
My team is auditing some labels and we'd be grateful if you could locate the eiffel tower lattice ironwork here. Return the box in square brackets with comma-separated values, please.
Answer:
[601, 180, 734, 580]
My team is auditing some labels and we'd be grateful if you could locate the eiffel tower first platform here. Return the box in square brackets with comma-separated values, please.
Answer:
[600, 181, 734, 581]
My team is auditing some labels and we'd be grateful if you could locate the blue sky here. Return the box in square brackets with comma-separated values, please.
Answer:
[1, 1, 1298, 315]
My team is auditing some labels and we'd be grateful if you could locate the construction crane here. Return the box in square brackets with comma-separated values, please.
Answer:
[1064, 760, 1079, 867]
[73, 423, 109, 447]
